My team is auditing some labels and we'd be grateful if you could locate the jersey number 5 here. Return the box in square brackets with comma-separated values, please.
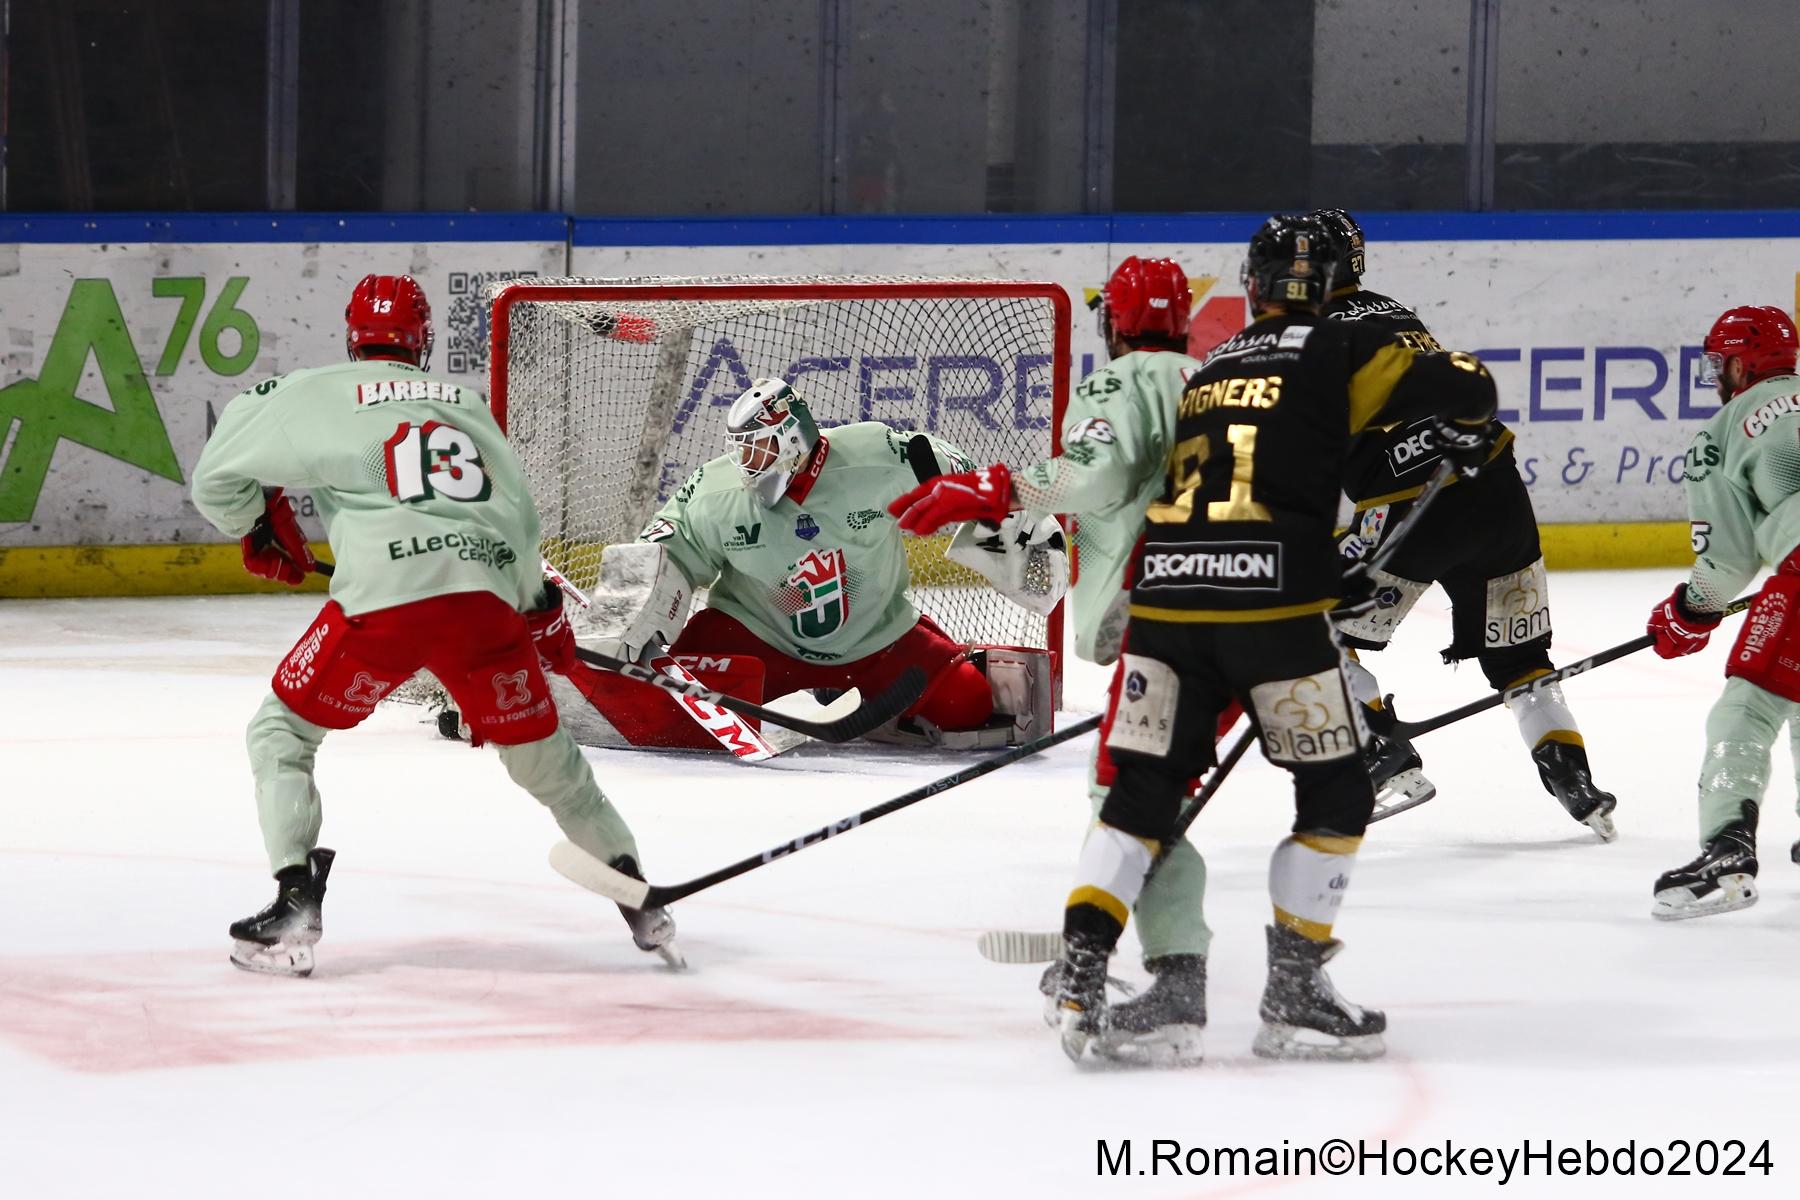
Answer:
[384, 420, 492, 503]
[1147, 424, 1273, 524]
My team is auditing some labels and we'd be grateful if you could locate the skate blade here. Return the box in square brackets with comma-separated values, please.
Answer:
[229, 939, 315, 977]
[1097, 1024, 1205, 1068]
[978, 929, 1066, 964]
[1369, 771, 1437, 823]
[1251, 1022, 1385, 1061]
[1057, 1007, 1098, 1063]
[1651, 875, 1758, 921]
[1583, 808, 1618, 842]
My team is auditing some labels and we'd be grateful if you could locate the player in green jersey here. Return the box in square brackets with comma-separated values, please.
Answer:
[191, 274, 677, 975]
[1646, 304, 1800, 919]
[549, 380, 1068, 751]
[892, 256, 1223, 1065]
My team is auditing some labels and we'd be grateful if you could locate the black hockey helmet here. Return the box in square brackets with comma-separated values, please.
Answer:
[1309, 208, 1365, 285]
[1241, 214, 1339, 311]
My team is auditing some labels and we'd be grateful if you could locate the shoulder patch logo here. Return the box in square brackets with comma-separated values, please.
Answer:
[795, 513, 821, 540]
[846, 508, 885, 530]
[640, 517, 677, 543]
[1066, 416, 1116, 445]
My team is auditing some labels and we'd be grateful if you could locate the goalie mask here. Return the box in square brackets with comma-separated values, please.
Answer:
[726, 378, 821, 506]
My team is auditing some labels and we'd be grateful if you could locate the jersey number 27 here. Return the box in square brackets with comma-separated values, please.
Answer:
[383, 420, 492, 503]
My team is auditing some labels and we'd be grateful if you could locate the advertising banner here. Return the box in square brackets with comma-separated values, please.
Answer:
[571, 214, 1800, 526]
[0, 216, 567, 559]
[5, 210, 1795, 594]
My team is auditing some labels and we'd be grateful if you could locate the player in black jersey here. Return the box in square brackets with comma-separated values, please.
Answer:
[1312, 208, 1618, 840]
[1050, 214, 1498, 1064]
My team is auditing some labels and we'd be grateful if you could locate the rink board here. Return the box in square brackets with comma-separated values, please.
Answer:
[5, 209, 1794, 595]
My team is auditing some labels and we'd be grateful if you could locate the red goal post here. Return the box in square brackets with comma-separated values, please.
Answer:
[488, 275, 1072, 700]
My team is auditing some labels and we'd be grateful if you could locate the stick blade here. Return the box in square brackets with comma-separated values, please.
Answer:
[548, 840, 652, 909]
[823, 666, 927, 740]
[976, 929, 1067, 964]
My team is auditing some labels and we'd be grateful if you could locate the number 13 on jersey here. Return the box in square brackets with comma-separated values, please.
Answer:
[1147, 423, 1272, 524]
[384, 420, 492, 502]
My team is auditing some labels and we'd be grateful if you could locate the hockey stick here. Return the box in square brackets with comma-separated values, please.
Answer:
[978, 720, 1257, 965]
[549, 710, 1106, 909]
[1390, 592, 1755, 743]
[541, 559, 783, 762]
[572, 645, 923, 744]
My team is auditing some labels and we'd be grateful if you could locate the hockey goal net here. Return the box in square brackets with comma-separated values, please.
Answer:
[490, 275, 1071, 692]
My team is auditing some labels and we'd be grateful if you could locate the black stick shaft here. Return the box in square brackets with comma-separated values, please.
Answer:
[1395, 593, 1753, 741]
[646, 713, 1102, 906]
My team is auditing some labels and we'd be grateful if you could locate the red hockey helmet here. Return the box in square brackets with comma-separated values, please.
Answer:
[1095, 256, 1191, 341]
[346, 274, 434, 366]
[1700, 305, 1798, 394]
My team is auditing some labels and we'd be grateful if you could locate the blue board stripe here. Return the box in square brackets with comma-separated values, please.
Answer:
[4, 209, 1798, 246]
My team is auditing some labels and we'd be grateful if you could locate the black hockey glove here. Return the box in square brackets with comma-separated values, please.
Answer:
[1427, 413, 1500, 478]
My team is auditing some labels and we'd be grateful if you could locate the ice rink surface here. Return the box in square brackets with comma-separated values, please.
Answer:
[4, 569, 1799, 1199]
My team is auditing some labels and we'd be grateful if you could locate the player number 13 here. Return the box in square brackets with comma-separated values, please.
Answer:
[1147, 424, 1273, 524]
[383, 420, 492, 503]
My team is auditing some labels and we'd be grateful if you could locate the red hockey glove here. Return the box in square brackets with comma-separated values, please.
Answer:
[1647, 583, 1721, 659]
[887, 462, 1016, 537]
[524, 584, 578, 676]
[240, 489, 314, 585]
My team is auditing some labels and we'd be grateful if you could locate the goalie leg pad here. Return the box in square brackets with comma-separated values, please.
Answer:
[554, 652, 768, 750]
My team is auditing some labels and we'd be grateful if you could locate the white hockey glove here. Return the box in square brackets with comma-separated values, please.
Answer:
[943, 511, 1069, 618]
[582, 541, 694, 664]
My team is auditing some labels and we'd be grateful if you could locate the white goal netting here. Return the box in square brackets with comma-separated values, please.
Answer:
[490, 275, 1071, 681]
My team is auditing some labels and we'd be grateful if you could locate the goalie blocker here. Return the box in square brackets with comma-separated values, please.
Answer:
[551, 541, 1056, 751]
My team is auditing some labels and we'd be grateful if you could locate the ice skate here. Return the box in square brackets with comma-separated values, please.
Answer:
[1252, 924, 1386, 1061]
[610, 856, 686, 969]
[1366, 731, 1435, 821]
[229, 848, 334, 977]
[1096, 954, 1205, 1067]
[1037, 954, 1133, 1028]
[1532, 740, 1617, 841]
[1653, 808, 1758, 920]
[1052, 933, 1113, 1063]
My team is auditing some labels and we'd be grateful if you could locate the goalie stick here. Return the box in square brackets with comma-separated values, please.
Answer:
[550, 710, 1106, 910]
[572, 646, 923, 744]
[540, 559, 784, 762]
[320, 560, 870, 751]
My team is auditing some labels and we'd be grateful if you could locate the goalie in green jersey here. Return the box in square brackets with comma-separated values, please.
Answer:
[544, 378, 1070, 751]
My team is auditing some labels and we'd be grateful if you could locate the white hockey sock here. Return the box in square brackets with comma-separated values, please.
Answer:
[1269, 833, 1362, 941]
[1505, 674, 1580, 749]
[1343, 655, 1383, 710]
[1067, 822, 1158, 930]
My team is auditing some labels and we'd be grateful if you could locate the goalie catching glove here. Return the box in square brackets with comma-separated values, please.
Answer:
[241, 488, 314, 585]
[944, 510, 1069, 618]
[888, 462, 1016, 536]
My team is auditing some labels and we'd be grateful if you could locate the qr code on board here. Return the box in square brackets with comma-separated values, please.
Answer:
[443, 270, 535, 375]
